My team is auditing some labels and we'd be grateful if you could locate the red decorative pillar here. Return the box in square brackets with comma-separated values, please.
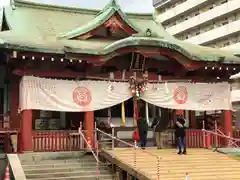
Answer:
[21, 110, 33, 152]
[190, 111, 197, 129]
[224, 110, 232, 137]
[10, 75, 21, 129]
[84, 111, 94, 147]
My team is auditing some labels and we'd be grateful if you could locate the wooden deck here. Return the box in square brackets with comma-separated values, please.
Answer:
[102, 148, 240, 180]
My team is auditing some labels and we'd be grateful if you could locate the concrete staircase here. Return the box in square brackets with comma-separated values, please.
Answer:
[19, 152, 115, 180]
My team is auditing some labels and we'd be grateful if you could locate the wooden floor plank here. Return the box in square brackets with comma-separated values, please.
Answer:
[105, 148, 240, 180]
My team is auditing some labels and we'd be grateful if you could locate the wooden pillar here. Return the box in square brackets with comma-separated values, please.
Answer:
[10, 75, 21, 129]
[116, 168, 124, 180]
[190, 111, 197, 129]
[224, 110, 232, 137]
[21, 110, 33, 152]
[84, 111, 94, 147]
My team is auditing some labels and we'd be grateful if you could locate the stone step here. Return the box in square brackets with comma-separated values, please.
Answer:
[20, 152, 115, 180]
[19, 152, 86, 161]
[27, 174, 114, 180]
[22, 161, 100, 169]
[24, 166, 109, 174]
[21, 157, 96, 165]
[26, 169, 112, 179]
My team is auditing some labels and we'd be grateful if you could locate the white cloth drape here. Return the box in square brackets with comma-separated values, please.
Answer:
[19, 76, 131, 112]
[19, 76, 232, 111]
[231, 90, 240, 103]
[140, 82, 231, 111]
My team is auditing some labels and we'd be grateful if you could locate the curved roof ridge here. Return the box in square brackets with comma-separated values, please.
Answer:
[13, 0, 99, 14]
[13, 0, 153, 18]
[98, 0, 120, 15]
[58, 7, 115, 39]
[59, 0, 141, 39]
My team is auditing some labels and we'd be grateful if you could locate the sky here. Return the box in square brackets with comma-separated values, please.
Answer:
[0, 0, 9, 7]
[0, 0, 154, 13]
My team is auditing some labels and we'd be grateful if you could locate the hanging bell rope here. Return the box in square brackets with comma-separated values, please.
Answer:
[121, 102, 126, 127]
[133, 98, 138, 127]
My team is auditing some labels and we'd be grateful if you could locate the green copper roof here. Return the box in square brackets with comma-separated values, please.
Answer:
[59, 0, 140, 39]
[0, 8, 3, 30]
[0, 0, 239, 64]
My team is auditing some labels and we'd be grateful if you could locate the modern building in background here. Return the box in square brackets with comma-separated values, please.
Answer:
[153, 0, 240, 50]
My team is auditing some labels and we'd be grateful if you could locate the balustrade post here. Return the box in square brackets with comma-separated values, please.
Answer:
[116, 168, 124, 180]
[227, 132, 231, 147]
[202, 120, 206, 148]
[205, 132, 211, 149]
[214, 120, 218, 147]
[224, 110, 232, 146]
[111, 127, 115, 149]
[94, 122, 97, 149]
[79, 121, 83, 149]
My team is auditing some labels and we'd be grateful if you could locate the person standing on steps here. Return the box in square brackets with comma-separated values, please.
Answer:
[151, 115, 163, 149]
[175, 114, 187, 155]
[137, 115, 149, 149]
[151, 108, 172, 149]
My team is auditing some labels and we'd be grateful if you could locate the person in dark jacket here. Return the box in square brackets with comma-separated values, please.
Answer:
[175, 114, 187, 155]
[151, 108, 171, 149]
[151, 116, 163, 149]
[137, 117, 148, 149]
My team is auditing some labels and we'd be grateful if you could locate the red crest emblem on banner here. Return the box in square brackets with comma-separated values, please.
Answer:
[173, 86, 188, 104]
[73, 87, 92, 106]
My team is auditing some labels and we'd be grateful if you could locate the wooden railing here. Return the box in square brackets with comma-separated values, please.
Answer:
[113, 127, 240, 148]
[32, 130, 82, 152]
[0, 117, 20, 153]
[233, 130, 240, 146]
[31, 128, 240, 152]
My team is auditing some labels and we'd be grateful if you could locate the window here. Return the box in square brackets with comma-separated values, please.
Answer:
[195, 10, 200, 16]
[209, 4, 213, 10]
[222, 19, 228, 26]
[223, 41, 230, 47]
[33, 110, 62, 130]
[221, 0, 228, 4]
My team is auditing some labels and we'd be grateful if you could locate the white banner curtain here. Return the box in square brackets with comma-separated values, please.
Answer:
[19, 76, 232, 112]
[19, 76, 131, 112]
[140, 82, 232, 111]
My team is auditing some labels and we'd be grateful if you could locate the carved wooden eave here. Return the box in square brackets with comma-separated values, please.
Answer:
[59, 0, 139, 40]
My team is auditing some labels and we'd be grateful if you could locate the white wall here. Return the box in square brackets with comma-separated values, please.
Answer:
[157, 0, 208, 22]
[166, 0, 240, 36]
[186, 19, 240, 44]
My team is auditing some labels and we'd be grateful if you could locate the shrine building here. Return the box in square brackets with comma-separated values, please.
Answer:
[0, 0, 239, 152]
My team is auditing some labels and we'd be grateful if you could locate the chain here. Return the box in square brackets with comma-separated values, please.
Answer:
[157, 156, 161, 180]
[133, 140, 137, 169]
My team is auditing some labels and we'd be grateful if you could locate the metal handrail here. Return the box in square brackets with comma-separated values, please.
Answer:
[203, 129, 240, 147]
[96, 128, 162, 179]
[96, 128, 161, 158]
[78, 130, 99, 163]
[203, 129, 240, 141]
